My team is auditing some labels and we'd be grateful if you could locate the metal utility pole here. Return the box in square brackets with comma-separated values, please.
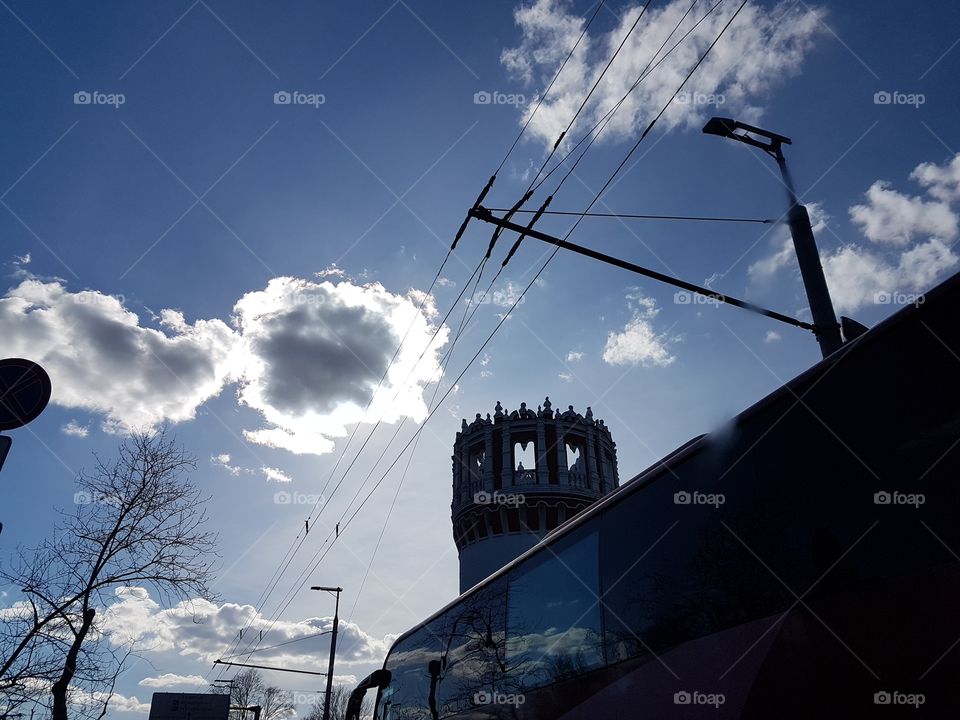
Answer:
[702, 117, 843, 357]
[468, 207, 815, 332]
[311, 586, 342, 720]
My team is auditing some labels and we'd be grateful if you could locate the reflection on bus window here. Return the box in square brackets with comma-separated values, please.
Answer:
[433, 578, 508, 717]
[376, 622, 441, 719]
[506, 528, 603, 690]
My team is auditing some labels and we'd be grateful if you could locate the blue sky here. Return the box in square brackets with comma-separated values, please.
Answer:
[3, 0, 960, 714]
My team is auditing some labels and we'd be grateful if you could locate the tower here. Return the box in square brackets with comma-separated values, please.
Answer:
[451, 397, 620, 593]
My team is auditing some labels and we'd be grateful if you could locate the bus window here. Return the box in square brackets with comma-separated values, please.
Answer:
[506, 528, 603, 691]
[600, 450, 794, 664]
[377, 622, 442, 719]
[433, 578, 508, 717]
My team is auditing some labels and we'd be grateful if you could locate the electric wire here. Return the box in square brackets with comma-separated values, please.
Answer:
[207, 246, 483, 681]
[219, 629, 331, 659]
[523, 0, 655, 195]
[215, 0, 746, 673]
[529, 0, 720, 195]
[494, 0, 606, 174]
[488, 208, 773, 223]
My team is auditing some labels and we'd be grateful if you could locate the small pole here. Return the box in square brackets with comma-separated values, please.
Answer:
[311, 586, 342, 720]
[774, 150, 843, 357]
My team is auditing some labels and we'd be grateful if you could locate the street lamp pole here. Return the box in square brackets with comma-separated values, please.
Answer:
[311, 586, 342, 720]
[703, 117, 844, 358]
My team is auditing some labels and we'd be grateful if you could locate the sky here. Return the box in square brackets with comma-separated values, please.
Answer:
[2, 0, 960, 715]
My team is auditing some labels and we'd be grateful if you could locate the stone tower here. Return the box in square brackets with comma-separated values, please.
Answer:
[452, 397, 619, 593]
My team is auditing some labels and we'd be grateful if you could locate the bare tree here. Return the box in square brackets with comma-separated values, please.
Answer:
[226, 670, 293, 720]
[0, 431, 219, 720]
[302, 684, 370, 720]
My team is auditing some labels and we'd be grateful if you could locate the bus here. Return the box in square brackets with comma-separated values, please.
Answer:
[347, 272, 960, 718]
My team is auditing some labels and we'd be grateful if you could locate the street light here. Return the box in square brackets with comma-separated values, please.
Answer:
[703, 117, 844, 357]
[310, 586, 342, 720]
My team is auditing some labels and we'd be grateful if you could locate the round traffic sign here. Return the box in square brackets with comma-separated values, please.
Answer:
[0, 358, 52, 431]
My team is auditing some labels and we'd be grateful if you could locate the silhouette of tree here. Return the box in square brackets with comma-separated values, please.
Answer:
[0, 431, 218, 720]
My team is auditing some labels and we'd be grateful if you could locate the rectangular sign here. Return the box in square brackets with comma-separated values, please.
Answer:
[148, 693, 230, 720]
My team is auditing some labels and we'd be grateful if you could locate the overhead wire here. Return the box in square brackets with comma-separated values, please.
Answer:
[212, 4, 623, 675]
[530, 0, 721, 195]
[488, 208, 773, 223]
[216, 0, 748, 674]
[494, 0, 606, 175]
[209, 235, 490, 682]
[280, 0, 722, 613]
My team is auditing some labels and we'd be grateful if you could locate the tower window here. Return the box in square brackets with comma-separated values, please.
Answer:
[513, 440, 536, 482]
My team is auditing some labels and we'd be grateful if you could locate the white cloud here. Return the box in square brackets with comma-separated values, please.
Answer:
[822, 239, 957, 313]
[0, 279, 242, 432]
[565, 351, 583, 362]
[490, 280, 526, 308]
[502, 0, 824, 148]
[558, 371, 573, 382]
[435, 277, 456, 288]
[764, 330, 781, 343]
[138, 674, 208, 689]
[0, 275, 448, 456]
[235, 277, 448, 455]
[748, 236, 794, 281]
[749, 157, 960, 314]
[602, 293, 675, 367]
[100, 587, 390, 669]
[62, 420, 89, 437]
[71, 690, 150, 715]
[210, 453, 246, 476]
[261, 466, 292, 483]
[849, 181, 957, 245]
[315, 264, 346, 279]
[911, 154, 960, 202]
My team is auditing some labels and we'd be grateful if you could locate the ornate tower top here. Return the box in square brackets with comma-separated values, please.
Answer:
[451, 397, 619, 592]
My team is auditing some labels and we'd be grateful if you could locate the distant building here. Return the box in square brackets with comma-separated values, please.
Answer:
[452, 397, 619, 593]
[148, 693, 230, 720]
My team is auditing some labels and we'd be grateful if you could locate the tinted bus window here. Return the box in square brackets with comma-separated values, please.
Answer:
[600, 446, 794, 664]
[506, 528, 603, 691]
[377, 622, 442, 719]
[434, 578, 508, 718]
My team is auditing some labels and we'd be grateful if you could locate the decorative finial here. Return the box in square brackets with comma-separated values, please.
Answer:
[586, 406, 594, 421]
[495, 400, 504, 419]
[543, 396, 551, 411]
[461, 418, 468, 431]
